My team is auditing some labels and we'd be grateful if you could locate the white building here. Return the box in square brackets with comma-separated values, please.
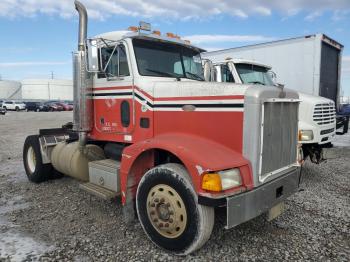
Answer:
[0, 80, 22, 99]
[21, 79, 73, 101]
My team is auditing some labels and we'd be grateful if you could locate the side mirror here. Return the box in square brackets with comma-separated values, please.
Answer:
[86, 39, 99, 72]
[203, 59, 213, 82]
[268, 70, 277, 83]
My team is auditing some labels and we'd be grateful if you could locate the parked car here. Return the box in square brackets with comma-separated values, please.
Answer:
[2, 101, 26, 111]
[0, 107, 6, 115]
[25, 102, 49, 112]
[340, 104, 350, 115]
[55, 102, 72, 111]
[44, 102, 64, 111]
[67, 102, 74, 111]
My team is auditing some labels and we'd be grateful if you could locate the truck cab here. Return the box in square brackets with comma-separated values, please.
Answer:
[22, 1, 301, 255]
[211, 59, 336, 163]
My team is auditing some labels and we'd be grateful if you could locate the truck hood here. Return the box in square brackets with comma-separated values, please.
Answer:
[298, 92, 334, 105]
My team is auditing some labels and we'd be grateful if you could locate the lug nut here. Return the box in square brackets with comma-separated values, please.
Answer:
[154, 198, 159, 202]
[165, 223, 169, 227]
[159, 223, 163, 228]
[151, 203, 155, 207]
[160, 198, 165, 203]
[166, 203, 170, 207]
[169, 218, 173, 223]
[169, 211, 174, 215]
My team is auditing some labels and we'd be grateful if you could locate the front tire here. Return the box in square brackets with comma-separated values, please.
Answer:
[136, 163, 214, 255]
[23, 135, 52, 183]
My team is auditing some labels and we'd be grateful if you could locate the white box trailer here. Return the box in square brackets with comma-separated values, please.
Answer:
[203, 34, 349, 133]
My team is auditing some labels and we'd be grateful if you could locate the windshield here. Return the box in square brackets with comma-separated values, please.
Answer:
[133, 38, 204, 81]
[236, 63, 274, 86]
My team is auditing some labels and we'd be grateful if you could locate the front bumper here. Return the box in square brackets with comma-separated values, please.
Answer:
[225, 166, 300, 229]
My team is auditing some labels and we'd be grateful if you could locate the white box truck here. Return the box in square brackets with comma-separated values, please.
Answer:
[203, 58, 336, 163]
[202, 34, 349, 135]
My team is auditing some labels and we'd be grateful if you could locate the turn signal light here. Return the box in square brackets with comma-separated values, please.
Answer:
[152, 30, 161, 36]
[202, 173, 222, 192]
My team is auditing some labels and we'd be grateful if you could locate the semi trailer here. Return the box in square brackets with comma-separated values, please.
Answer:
[205, 59, 336, 163]
[203, 34, 349, 135]
[23, 1, 301, 255]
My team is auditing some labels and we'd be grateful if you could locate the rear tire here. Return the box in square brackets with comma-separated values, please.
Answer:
[136, 163, 214, 255]
[15, 107, 19, 111]
[23, 135, 52, 183]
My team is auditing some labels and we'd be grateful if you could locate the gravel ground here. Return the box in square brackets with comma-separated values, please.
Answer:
[0, 111, 349, 261]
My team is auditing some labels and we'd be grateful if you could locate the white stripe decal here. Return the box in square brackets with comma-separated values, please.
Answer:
[90, 90, 244, 112]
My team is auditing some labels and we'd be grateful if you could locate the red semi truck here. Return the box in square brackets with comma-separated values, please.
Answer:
[23, 1, 301, 255]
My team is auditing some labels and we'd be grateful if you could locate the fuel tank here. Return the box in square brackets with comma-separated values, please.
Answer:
[51, 142, 105, 181]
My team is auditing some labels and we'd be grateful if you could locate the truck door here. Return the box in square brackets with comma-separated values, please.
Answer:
[219, 62, 237, 83]
[93, 43, 134, 135]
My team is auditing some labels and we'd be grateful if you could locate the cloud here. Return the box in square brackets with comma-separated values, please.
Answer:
[184, 34, 276, 45]
[0, 61, 70, 67]
[0, 0, 349, 20]
[305, 11, 323, 21]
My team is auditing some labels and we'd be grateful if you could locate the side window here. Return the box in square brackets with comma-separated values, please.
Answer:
[221, 65, 235, 83]
[98, 45, 130, 79]
[119, 45, 130, 76]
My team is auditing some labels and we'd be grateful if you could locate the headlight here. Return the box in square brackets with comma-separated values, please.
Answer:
[299, 130, 314, 141]
[202, 168, 242, 192]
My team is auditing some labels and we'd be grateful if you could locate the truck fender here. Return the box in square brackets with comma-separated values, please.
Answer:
[119, 133, 252, 207]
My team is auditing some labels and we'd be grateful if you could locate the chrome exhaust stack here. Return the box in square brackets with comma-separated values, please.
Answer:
[73, 0, 92, 148]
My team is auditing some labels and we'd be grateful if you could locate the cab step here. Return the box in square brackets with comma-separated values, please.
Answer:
[79, 182, 118, 200]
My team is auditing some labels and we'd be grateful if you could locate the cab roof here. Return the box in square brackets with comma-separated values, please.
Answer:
[94, 30, 206, 53]
[214, 59, 272, 70]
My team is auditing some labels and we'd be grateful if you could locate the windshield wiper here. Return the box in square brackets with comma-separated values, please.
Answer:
[146, 69, 181, 80]
[185, 71, 204, 81]
[247, 81, 266, 85]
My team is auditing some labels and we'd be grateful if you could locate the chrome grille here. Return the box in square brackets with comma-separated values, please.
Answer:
[260, 102, 298, 178]
[313, 103, 336, 126]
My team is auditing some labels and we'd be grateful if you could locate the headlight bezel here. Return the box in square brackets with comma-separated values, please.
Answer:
[202, 168, 242, 192]
[299, 130, 314, 141]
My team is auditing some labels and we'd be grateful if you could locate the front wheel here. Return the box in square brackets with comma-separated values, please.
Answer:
[23, 135, 52, 183]
[136, 163, 214, 255]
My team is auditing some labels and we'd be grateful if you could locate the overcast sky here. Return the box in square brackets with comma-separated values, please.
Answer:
[0, 0, 349, 95]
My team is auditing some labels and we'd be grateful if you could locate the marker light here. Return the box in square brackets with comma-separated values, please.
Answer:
[128, 26, 138, 32]
[152, 30, 161, 36]
[166, 32, 175, 38]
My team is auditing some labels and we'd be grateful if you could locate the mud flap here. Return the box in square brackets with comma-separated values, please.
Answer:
[302, 144, 325, 164]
